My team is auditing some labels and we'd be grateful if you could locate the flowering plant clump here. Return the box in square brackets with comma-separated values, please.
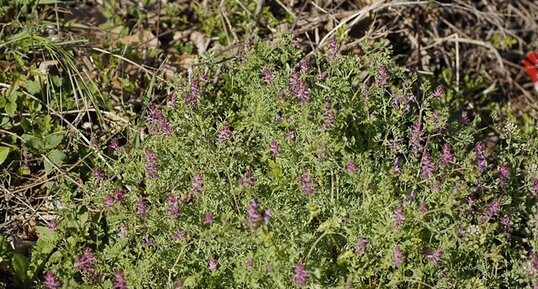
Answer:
[40, 37, 538, 288]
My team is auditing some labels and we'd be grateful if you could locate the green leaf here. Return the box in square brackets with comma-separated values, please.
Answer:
[4, 100, 17, 116]
[12, 253, 31, 289]
[44, 134, 63, 150]
[44, 149, 65, 172]
[28, 227, 58, 283]
[35, 226, 57, 245]
[24, 80, 41, 95]
[0, 147, 9, 165]
[23, 134, 45, 152]
[0, 235, 12, 260]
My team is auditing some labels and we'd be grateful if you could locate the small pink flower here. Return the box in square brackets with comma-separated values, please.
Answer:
[262, 66, 275, 83]
[392, 205, 405, 227]
[246, 259, 254, 269]
[298, 170, 316, 195]
[110, 138, 120, 150]
[113, 270, 127, 289]
[208, 256, 218, 272]
[292, 263, 308, 287]
[43, 270, 61, 289]
[49, 218, 57, 232]
[136, 199, 148, 217]
[270, 139, 279, 156]
[204, 212, 214, 225]
[354, 238, 368, 255]
[432, 85, 445, 99]
[345, 160, 357, 174]
[218, 126, 232, 142]
[167, 194, 180, 219]
[393, 245, 404, 267]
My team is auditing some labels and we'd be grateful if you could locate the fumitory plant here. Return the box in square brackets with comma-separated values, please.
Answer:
[37, 36, 538, 288]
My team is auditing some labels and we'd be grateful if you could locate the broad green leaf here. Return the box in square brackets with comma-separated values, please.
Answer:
[24, 80, 41, 95]
[23, 134, 45, 152]
[4, 101, 17, 116]
[35, 226, 57, 245]
[44, 149, 65, 172]
[0, 147, 9, 165]
[12, 253, 30, 289]
[44, 134, 63, 150]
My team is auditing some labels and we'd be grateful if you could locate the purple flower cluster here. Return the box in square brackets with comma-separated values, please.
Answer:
[136, 199, 148, 217]
[410, 121, 423, 156]
[475, 142, 487, 172]
[167, 194, 180, 218]
[459, 111, 470, 125]
[354, 238, 368, 255]
[246, 199, 272, 230]
[420, 151, 435, 179]
[393, 245, 404, 267]
[49, 218, 57, 232]
[192, 172, 203, 196]
[103, 194, 115, 209]
[376, 66, 389, 88]
[481, 199, 501, 221]
[93, 167, 105, 181]
[117, 222, 128, 238]
[327, 36, 337, 61]
[263, 209, 272, 225]
[110, 138, 120, 151]
[91, 138, 100, 148]
[392, 205, 405, 227]
[144, 149, 159, 179]
[246, 199, 262, 230]
[143, 236, 155, 248]
[498, 165, 510, 185]
[208, 256, 218, 272]
[270, 139, 279, 156]
[172, 230, 187, 241]
[426, 248, 443, 265]
[345, 160, 357, 174]
[441, 143, 453, 166]
[324, 96, 335, 127]
[432, 85, 445, 99]
[204, 212, 214, 225]
[298, 170, 316, 195]
[404, 191, 416, 205]
[393, 156, 401, 173]
[246, 259, 254, 269]
[113, 270, 127, 289]
[218, 126, 232, 143]
[292, 263, 308, 287]
[104, 188, 125, 209]
[75, 248, 98, 281]
[531, 251, 538, 271]
[299, 58, 310, 73]
[419, 201, 429, 214]
[147, 105, 171, 137]
[262, 66, 275, 83]
[239, 170, 256, 187]
[44, 270, 61, 289]
[185, 77, 200, 106]
[501, 215, 513, 237]
[167, 91, 178, 107]
[289, 72, 310, 105]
